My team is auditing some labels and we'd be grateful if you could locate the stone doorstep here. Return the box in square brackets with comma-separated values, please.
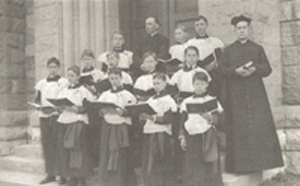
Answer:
[0, 170, 57, 186]
[14, 144, 42, 159]
[223, 172, 263, 186]
[0, 156, 44, 175]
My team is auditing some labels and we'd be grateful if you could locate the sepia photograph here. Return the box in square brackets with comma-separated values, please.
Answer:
[0, 0, 298, 185]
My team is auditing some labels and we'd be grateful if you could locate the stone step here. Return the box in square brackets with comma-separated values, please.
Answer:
[14, 144, 42, 159]
[223, 172, 263, 186]
[0, 156, 44, 175]
[0, 170, 57, 186]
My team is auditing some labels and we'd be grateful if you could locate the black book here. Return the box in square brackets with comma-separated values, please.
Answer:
[125, 103, 157, 115]
[88, 101, 121, 111]
[186, 99, 218, 113]
[197, 53, 215, 67]
[159, 58, 183, 66]
[79, 75, 94, 86]
[178, 91, 193, 99]
[47, 98, 75, 107]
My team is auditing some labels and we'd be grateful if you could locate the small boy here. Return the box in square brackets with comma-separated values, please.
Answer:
[97, 68, 137, 186]
[179, 71, 223, 186]
[34, 57, 68, 185]
[98, 31, 133, 73]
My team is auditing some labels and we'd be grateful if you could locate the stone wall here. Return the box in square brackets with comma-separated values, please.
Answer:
[0, 0, 29, 156]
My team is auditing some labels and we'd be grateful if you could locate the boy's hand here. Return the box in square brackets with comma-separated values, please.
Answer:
[115, 108, 124, 116]
[41, 107, 56, 115]
[139, 113, 154, 121]
[179, 136, 187, 151]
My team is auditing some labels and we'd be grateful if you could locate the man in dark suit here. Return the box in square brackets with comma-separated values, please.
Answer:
[133, 17, 170, 77]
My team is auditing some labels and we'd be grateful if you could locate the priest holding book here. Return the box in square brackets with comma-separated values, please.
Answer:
[218, 15, 284, 173]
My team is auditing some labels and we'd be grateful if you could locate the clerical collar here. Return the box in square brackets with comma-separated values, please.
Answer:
[113, 47, 124, 53]
[82, 66, 95, 73]
[149, 31, 159, 37]
[238, 39, 249, 44]
[111, 86, 124, 93]
[183, 64, 196, 72]
[153, 89, 168, 99]
[193, 91, 208, 98]
[196, 33, 209, 39]
[46, 75, 61, 82]
[68, 82, 81, 89]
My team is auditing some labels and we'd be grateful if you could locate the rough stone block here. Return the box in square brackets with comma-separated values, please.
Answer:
[285, 129, 300, 151]
[6, 47, 25, 64]
[34, 4, 58, 22]
[34, 34, 59, 54]
[271, 106, 286, 128]
[0, 139, 27, 156]
[11, 80, 27, 94]
[34, 0, 58, 8]
[0, 111, 28, 127]
[0, 79, 11, 94]
[281, 46, 298, 65]
[283, 86, 300, 105]
[26, 79, 35, 94]
[3, 94, 28, 110]
[286, 151, 300, 174]
[25, 0, 34, 15]
[285, 106, 300, 127]
[6, 0, 25, 6]
[35, 18, 58, 38]
[283, 66, 298, 86]
[7, 17, 26, 33]
[5, 3, 25, 18]
[0, 126, 28, 141]
[6, 64, 26, 79]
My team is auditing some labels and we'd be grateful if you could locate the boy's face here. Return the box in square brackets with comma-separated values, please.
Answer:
[107, 55, 119, 68]
[193, 79, 208, 94]
[67, 70, 79, 84]
[143, 56, 157, 72]
[108, 73, 122, 88]
[47, 63, 59, 76]
[174, 28, 187, 43]
[112, 34, 125, 48]
[185, 49, 198, 66]
[194, 19, 208, 35]
[82, 56, 94, 68]
[153, 78, 166, 93]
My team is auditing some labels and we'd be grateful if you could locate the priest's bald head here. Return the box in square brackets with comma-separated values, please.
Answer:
[145, 17, 161, 35]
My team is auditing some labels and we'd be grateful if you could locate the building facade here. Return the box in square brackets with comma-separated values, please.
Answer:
[0, 0, 300, 178]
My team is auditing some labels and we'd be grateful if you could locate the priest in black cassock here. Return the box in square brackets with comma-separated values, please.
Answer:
[133, 17, 170, 77]
[218, 15, 284, 173]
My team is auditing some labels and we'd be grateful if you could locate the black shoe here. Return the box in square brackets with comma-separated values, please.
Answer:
[67, 177, 78, 186]
[58, 177, 67, 184]
[39, 175, 55, 184]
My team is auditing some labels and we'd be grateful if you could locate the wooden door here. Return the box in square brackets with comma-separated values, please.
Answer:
[119, 0, 198, 50]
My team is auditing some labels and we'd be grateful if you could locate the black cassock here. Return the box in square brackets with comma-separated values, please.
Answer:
[218, 40, 283, 173]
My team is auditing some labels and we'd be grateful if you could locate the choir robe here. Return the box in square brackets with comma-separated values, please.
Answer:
[35, 75, 69, 176]
[142, 91, 178, 186]
[56, 84, 95, 178]
[80, 67, 105, 167]
[187, 35, 224, 97]
[169, 65, 211, 104]
[218, 40, 284, 173]
[167, 42, 187, 76]
[133, 33, 170, 77]
[97, 88, 137, 186]
[180, 94, 223, 186]
[98, 50, 134, 73]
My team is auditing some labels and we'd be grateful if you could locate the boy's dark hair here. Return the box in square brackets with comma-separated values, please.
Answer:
[142, 51, 157, 62]
[192, 71, 209, 83]
[153, 72, 167, 81]
[81, 49, 95, 59]
[112, 31, 124, 39]
[184, 46, 199, 56]
[107, 51, 120, 60]
[108, 67, 122, 77]
[47, 57, 60, 67]
[68, 65, 81, 76]
[195, 15, 208, 24]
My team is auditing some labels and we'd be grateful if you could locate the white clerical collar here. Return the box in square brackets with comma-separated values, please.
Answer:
[239, 39, 249, 44]
[150, 31, 159, 37]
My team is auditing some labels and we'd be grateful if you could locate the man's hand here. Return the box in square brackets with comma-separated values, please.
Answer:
[236, 65, 256, 77]
[179, 136, 187, 151]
